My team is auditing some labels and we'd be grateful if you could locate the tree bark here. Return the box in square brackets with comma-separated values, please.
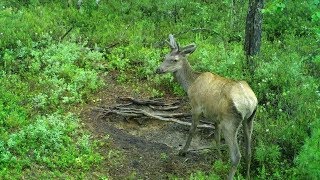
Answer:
[245, 0, 264, 56]
[244, 0, 264, 75]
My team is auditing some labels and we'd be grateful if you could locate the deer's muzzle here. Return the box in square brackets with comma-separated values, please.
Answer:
[156, 68, 165, 74]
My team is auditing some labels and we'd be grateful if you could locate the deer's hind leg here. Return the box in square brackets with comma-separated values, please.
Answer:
[243, 109, 256, 179]
[221, 117, 242, 180]
[214, 123, 222, 158]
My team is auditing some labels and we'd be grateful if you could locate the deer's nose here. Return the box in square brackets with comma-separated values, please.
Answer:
[156, 68, 164, 74]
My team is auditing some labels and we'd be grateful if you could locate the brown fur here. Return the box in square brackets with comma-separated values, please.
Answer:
[156, 35, 258, 180]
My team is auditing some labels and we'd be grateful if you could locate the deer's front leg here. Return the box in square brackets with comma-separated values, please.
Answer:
[179, 113, 200, 156]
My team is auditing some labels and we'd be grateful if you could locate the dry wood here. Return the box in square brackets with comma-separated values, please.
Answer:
[93, 97, 215, 129]
[119, 96, 180, 106]
[149, 105, 180, 111]
[188, 144, 228, 152]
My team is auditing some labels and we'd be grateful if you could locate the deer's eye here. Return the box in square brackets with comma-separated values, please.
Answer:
[170, 59, 178, 63]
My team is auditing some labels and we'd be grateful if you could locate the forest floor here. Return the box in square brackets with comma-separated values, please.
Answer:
[79, 73, 221, 179]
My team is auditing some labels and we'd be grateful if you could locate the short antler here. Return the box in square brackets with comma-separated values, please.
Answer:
[168, 34, 179, 50]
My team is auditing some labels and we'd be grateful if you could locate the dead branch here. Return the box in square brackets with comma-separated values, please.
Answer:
[153, 112, 190, 118]
[119, 97, 180, 106]
[149, 105, 180, 111]
[188, 144, 228, 152]
[106, 40, 129, 50]
[106, 42, 120, 49]
[92, 97, 215, 129]
[111, 107, 214, 129]
[60, 26, 73, 41]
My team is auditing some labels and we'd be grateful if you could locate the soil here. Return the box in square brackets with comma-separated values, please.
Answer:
[80, 74, 220, 179]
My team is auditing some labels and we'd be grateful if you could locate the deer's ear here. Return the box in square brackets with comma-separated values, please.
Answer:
[180, 43, 196, 55]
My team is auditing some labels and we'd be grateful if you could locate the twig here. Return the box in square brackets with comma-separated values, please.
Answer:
[106, 42, 120, 49]
[188, 144, 228, 152]
[138, 109, 214, 129]
[119, 97, 179, 106]
[105, 40, 129, 50]
[60, 26, 73, 41]
[149, 105, 180, 111]
[153, 112, 190, 118]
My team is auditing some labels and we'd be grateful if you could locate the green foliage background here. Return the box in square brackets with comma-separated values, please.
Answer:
[0, 0, 319, 179]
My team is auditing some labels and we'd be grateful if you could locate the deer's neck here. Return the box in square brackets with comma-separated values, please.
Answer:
[174, 59, 199, 92]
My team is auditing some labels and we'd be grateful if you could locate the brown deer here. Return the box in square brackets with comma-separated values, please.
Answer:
[156, 34, 258, 179]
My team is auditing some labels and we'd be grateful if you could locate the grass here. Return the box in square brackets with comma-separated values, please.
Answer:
[0, 0, 319, 179]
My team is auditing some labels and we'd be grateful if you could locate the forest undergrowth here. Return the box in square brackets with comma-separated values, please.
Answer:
[0, 0, 319, 179]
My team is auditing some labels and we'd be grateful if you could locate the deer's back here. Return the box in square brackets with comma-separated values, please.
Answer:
[188, 72, 257, 120]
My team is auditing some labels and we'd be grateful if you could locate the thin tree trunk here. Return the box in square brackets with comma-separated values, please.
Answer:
[244, 0, 264, 75]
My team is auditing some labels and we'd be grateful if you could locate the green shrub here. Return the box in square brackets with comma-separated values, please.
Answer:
[295, 120, 320, 179]
[263, 0, 319, 41]
[0, 5, 107, 177]
[0, 74, 30, 137]
[21, 42, 105, 113]
[189, 160, 230, 180]
[0, 113, 103, 178]
[192, 39, 244, 80]
[254, 141, 283, 178]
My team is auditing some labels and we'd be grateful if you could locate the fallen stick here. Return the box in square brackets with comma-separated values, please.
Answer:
[119, 97, 180, 106]
[188, 144, 228, 152]
[93, 106, 214, 129]
[139, 109, 214, 129]
[149, 105, 180, 111]
[93, 97, 215, 129]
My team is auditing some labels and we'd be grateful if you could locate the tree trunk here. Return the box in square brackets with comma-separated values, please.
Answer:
[244, 0, 264, 75]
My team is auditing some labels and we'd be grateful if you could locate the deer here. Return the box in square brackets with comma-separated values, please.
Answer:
[156, 34, 258, 180]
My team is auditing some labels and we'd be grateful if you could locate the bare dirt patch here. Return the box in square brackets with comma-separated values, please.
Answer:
[80, 75, 219, 179]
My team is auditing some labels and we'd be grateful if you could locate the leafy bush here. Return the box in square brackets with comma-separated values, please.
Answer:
[32, 42, 105, 109]
[0, 39, 106, 177]
[295, 120, 320, 179]
[0, 4, 107, 178]
[0, 74, 29, 136]
[254, 141, 283, 178]
[263, 0, 319, 41]
[0, 113, 103, 178]
[189, 160, 231, 180]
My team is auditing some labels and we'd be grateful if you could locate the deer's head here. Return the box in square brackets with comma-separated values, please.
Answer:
[156, 34, 196, 74]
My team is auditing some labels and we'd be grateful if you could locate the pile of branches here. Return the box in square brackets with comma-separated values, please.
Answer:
[93, 97, 215, 129]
